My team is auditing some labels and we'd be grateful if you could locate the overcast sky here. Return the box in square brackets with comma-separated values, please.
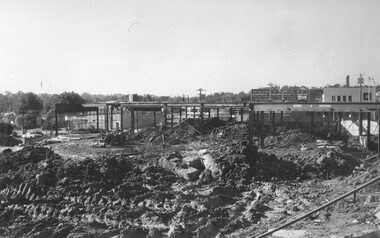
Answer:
[1, 0, 380, 96]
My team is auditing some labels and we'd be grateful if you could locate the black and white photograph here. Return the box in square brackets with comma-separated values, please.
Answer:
[1, 0, 380, 237]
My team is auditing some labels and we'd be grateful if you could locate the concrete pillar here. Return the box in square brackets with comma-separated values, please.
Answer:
[153, 111, 156, 127]
[248, 104, 254, 145]
[310, 111, 314, 133]
[110, 106, 113, 130]
[257, 110, 260, 122]
[185, 106, 188, 119]
[200, 103, 204, 134]
[272, 111, 276, 133]
[269, 111, 273, 134]
[216, 108, 219, 118]
[240, 108, 244, 122]
[260, 111, 265, 148]
[337, 112, 342, 134]
[193, 107, 196, 119]
[171, 107, 174, 128]
[208, 108, 211, 118]
[136, 112, 139, 130]
[367, 112, 371, 149]
[359, 111, 363, 136]
[179, 106, 182, 122]
[229, 108, 233, 120]
[163, 104, 168, 129]
[280, 111, 284, 124]
[120, 106, 123, 131]
[105, 105, 109, 131]
[130, 109, 135, 134]
[55, 111, 58, 136]
[96, 108, 99, 130]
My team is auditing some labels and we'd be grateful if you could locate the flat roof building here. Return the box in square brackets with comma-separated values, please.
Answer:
[323, 86, 376, 103]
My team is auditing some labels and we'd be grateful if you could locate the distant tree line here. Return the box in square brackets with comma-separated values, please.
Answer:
[0, 90, 254, 130]
[0, 91, 87, 130]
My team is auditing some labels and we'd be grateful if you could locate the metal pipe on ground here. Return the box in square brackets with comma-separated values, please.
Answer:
[256, 175, 380, 238]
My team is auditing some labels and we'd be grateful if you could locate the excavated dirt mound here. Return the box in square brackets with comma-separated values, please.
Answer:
[127, 118, 227, 145]
[0, 147, 180, 237]
[0, 122, 365, 237]
[0, 134, 21, 146]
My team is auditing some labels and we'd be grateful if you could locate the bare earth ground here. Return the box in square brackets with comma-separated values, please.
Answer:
[1, 122, 380, 238]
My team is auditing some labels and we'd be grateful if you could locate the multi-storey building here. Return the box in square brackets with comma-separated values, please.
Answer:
[323, 86, 376, 103]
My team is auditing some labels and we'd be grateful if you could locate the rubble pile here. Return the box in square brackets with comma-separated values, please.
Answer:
[102, 132, 128, 146]
[0, 147, 171, 237]
[130, 118, 227, 145]
[0, 144, 314, 237]
[0, 120, 371, 237]
[264, 129, 316, 149]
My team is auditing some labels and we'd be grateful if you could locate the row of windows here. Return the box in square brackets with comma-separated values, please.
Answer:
[332, 95, 352, 102]
[331, 93, 372, 102]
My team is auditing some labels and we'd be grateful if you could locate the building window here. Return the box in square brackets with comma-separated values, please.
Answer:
[348, 96, 352, 102]
[364, 93, 372, 101]
[332, 96, 335, 102]
[337, 96, 341, 102]
[343, 96, 346, 102]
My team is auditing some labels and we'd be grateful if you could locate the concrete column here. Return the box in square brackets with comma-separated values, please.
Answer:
[280, 111, 284, 124]
[104, 105, 107, 131]
[337, 112, 342, 134]
[55, 111, 58, 136]
[130, 109, 135, 134]
[105, 105, 109, 131]
[120, 106, 123, 131]
[185, 106, 188, 119]
[240, 108, 244, 122]
[193, 107, 196, 119]
[208, 108, 211, 118]
[359, 111, 363, 136]
[229, 108, 233, 120]
[200, 103, 204, 134]
[170, 107, 174, 127]
[248, 104, 254, 145]
[272, 111, 276, 133]
[110, 106, 113, 130]
[260, 111, 265, 148]
[310, 111, 314, 133]
[163, 104, 168, 129]
[179, 106, 182, 122]
[269, 111, 273, 134]
[136, 112, 139, 130]
[216, 108, 219, 118]
[153, 111, 156, 127]
[96, 108, 99, 130]
[367, 112, 371, 149]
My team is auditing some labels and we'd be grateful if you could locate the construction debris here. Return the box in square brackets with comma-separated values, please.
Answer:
[0, 120, 378, 237]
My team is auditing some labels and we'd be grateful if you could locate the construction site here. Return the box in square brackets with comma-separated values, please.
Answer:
[1, 101, 380, 238]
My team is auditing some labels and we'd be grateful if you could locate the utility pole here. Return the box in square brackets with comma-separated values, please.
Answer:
[358, 73, 364, 102]
[197, 88, 206, 102]
[368, 77, 375, 102]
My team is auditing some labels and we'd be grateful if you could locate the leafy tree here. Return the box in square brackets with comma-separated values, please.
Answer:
[59, 92, 86, 105]
[17, 92, 43, 113]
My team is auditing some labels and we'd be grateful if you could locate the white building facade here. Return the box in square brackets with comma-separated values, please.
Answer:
[323, 86, 376, 103]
